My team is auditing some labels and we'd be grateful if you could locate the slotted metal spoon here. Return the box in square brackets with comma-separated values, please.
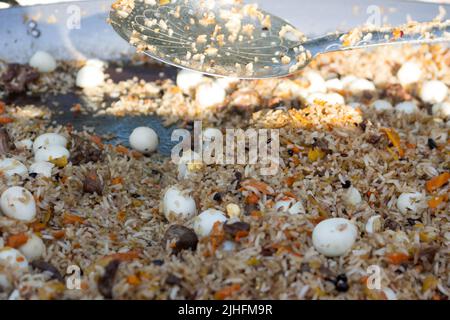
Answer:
[110, 0, 450, 79]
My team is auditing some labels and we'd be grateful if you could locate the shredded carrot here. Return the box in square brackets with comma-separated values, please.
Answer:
[235, 230, 249, 242]
[31, 222, 46, 232]
[380, 127, 404, 158]
[127, 275, 141, 286]
[250, 210, 262, 219]
[291, 146, 301, 154]
[210, 222, 225, 253]
[285, 176, 296, 187]
[117, 210, 126, 222]
[245, 193, 259, 205]
[242, 179, 274, 195]
[105, 250, 140, 262]
[283, 191, 297, 199]
[214, 284, 241, 300]
[131, 150, 143, 159]
[0, 101, 5, 114]
[90, 135, 103, 148]
[52, 230, 65, 239]
[386, 252, 410, 265]
[115, 145, 129, 155]
[427, 194, 448, 209]
[0, 116, 14, 124]
[426, 172, 450, 193]
[6, 233, 29, 248]
[111, 177, 124, 185]
[62, 213, 85, 225]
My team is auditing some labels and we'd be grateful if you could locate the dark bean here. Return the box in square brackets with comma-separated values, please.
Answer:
[427, 138, 438, 150]
[165, 274, 182, 286]
[98, 260, 120, 299]
[407, 218, 421, 226]
[152, 259, 164, 266]
[213, 192, 223, 202]
[0, 127, 13, 155]
[287, 149, 294, 156]
[367, 134, 382, 145]
[162, 225, 198, 254]
[223, 222, 250, 238]
[31, 260, 63, 282]
[83, 170, 103, 195]
[384, 218, 400, 231]
[341, 180, 351, 189]
[261, 246, 276, 257]
[359, 120, 367, 132]
[335, 274, 349, 292]
[299, 263, 311, 273]
[29, 172, 38, 178]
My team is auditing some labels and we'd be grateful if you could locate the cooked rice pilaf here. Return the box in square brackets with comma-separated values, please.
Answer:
[0, 44, 449, 300]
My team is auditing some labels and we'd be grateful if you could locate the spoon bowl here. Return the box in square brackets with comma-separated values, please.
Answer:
[110, 0, 450, 79]
[110, 0, 305, 79]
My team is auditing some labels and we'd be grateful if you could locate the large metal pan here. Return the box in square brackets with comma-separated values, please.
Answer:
[0, 0, 448, 153]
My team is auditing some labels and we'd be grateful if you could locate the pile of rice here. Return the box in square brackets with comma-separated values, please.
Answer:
[0, 44, 448, 300]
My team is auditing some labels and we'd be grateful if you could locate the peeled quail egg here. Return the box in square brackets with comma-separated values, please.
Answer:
[395, 101, 418, 114]
[29, 51, 57, 73]
[33, 133, 67, 152]
[348, 78, 375, 94]
[29, 161, 54, 178]
[432, 102, 450, 118]
[397, 62, 422, 86]
[18, 234, 45, 261]
[76, 65, 105, 88]
[0, 158, 28, 177]
[365, 215, 382, 234]
[0, 187, 36, 221]
[15, 139, 33, 150]
[420, 80, 448, 104]
[162, 187, 197, 221]
[307, 93, 345, 105]
[305, 71, 327, 93]
[215, 77, 239, 92]
[0, 247, 28, 270]
[312, 218, 358, 257]
[129, 126, 159, 154]
[195, 82, 226, 110]
[325, 78, 344, 91]
[34, 145, 70, 163]
[396, 192, 423, 214]
[193, 209, 227, 237]
[274, 198, 305, 215]
[344, 187, 362, 206]
[176, 69, 206, 94]
[371, 99, 393, 112]
[85, 59, 105, 69]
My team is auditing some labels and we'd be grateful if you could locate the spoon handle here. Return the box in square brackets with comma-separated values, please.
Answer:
[303, 21, 450, 57]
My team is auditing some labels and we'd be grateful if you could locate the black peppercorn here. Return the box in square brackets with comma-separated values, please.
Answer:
[341, 180, 351, 189]
[213, 192, 223, 202]
[427, 138, 438, 150]
[335, 274, 349, 292]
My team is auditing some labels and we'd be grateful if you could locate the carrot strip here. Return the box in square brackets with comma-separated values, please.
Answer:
[6, 233, 29, 248]
[426, 172, 450, 193]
